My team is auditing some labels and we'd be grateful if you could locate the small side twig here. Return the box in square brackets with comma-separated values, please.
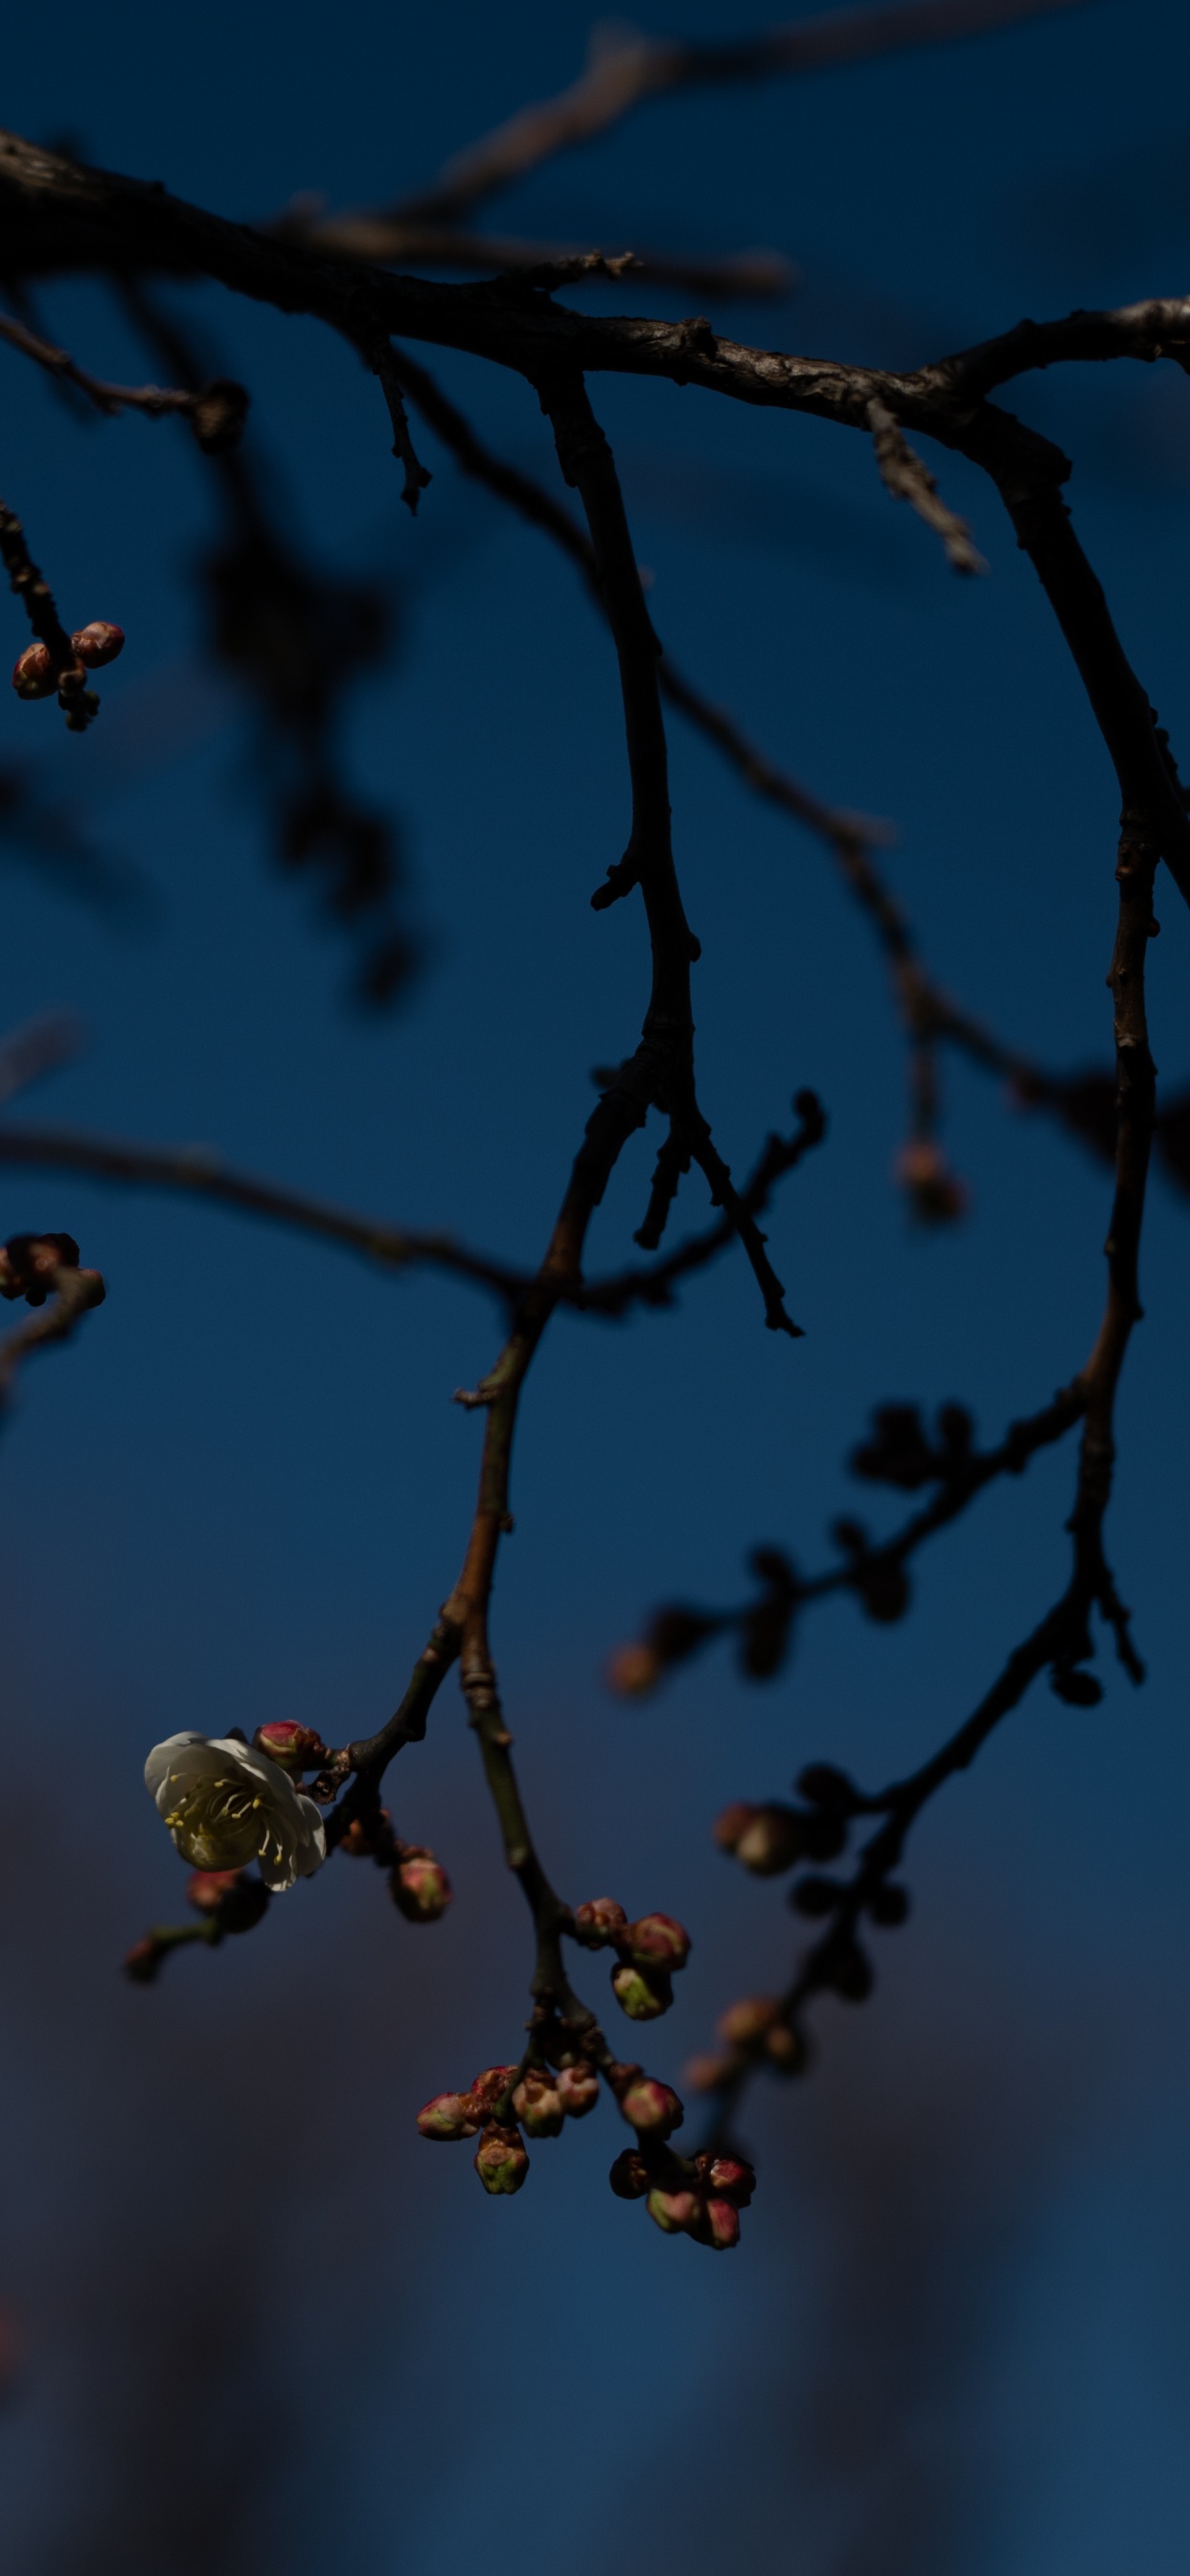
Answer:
[867, 397, 987, 574]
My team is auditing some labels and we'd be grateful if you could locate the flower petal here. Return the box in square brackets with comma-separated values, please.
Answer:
[144, 1733, 208, 1801]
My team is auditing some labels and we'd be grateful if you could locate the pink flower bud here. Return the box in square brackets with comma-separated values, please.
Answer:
[573, 1897, 629, 1947]
[627, 1912, 691, 1971]
[338, 1809, 390, 1858]
[716, 1994, 781, 2049]
[708, 2156, 755, 2208]
[390, 1852, 452, 1923]
[11, 641, 55, 700]
[606, 1642, 662, 1696]
[608, 2148, 652, 2199]
[186, 1869, 242, 1914]
[0, 1231, 80, 1302]
[713, 1800, 757, 1853]
[684, 2049, 740, 2093]
[619, 2077, 683, 2138]
[557, 2061, 600, 2119]
[895, 1138, 969, 1224]
[123, 1936, 162, 1985]
[512, 2070, 565, 2138]
[646, 2186, 699, 2235]
[416, 2091, 481, 2142]
[766, 2021, 810, 2076]
[469, 2065, 518, 2114]
[611, 1960, 673, 2020]
[253, 1720, 327, 1773]
[70, 621, 125, 669]
[735, 1805, 804, 1875]
[473, 2122, 530, 2196]
[703, 2196, 741, 2251]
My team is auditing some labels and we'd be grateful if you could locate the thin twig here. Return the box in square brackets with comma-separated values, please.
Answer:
[867, 395, 987, 574]
[0, 307, 249, 450]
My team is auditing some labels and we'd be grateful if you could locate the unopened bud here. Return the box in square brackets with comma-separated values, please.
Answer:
[608, 2148, 652, 2199]
[766, 2021, 810, 2075]
[473, 2122, 529, 2196]
[512, 2070, 565, 2138]
[895, 1138, 969, 1224]
[611, 1960, 673, 2021]
[337, 1808, 391, 1858]
[186, 1870, 241, 1913]
[390, 1852, 452, 1922]
[646, 2186, 699, 2235]
[184, 1868, 269, 1933]
[0, 1231, 80, 1303]
[708, 2156, 755, 2207]
[573, 1897, 629, 1947]
[469, 2065, 518, 2114]
[703, 2196, 741, 2251]
[712, 1800, 756, 1853]
[684, 2049, 740, 2093]
[557, 2061, 600, 2119]
[11, 641, 55, 700]
[190, 378, 250, 455]
[123, 1936, 161, 1985]
[253, 1719, 327, 1772]
[606, 1642, 662, 1696]
[619, 2077, 683, 2138]
[627, 1912, 691, 1972]
[71, 621, 125, 669]
[416, 2090, 480, 2142]
[735, 1804, 804, 1875]
[796, 1762, 858, 1811]
[716, 1994, 780, 2050]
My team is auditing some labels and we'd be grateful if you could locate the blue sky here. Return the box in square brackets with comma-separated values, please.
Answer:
[1, 4, 1188, 2567]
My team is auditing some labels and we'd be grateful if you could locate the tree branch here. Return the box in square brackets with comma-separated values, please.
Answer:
[391, 1, 1090, 226]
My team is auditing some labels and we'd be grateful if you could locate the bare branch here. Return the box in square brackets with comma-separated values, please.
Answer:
[392, 1, 1090, 226]
[0, 1121, 527, 1304]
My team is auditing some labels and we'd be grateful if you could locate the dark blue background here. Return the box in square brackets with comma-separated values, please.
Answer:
[0, 4, 1187, 2565]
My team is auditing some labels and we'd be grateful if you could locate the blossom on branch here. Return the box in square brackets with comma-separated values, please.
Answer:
[144, 1733, 326, 1892]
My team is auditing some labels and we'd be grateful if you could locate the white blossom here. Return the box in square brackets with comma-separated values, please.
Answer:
[145, 1732, 326, 1893]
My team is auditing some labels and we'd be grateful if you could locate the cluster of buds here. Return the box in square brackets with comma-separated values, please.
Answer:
[894, 1138, 969, 1224]
[572, 1897, 691, 2021]
[606, 1547, 801, 1697]
[0, 1230, 103, 1310]
[610, 2123, 755, 2252]
[11, 621, 125, 732]
[335, 1797, 453, 1923]
[124, 1865, 270, 1983]
[417, 2064, 527, 2196]
[417, 2037, 604, 2191]
[686, 1993, 808, 2094]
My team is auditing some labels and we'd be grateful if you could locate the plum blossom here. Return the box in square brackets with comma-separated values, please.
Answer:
[145, 1732, 326, 1893]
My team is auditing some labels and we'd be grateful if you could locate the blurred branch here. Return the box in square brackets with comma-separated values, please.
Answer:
[698, 810, 1157, 2137]
[391, 1, 1090, 225]
[286, 214, 796, 304]
[0, 306, 249, 449]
